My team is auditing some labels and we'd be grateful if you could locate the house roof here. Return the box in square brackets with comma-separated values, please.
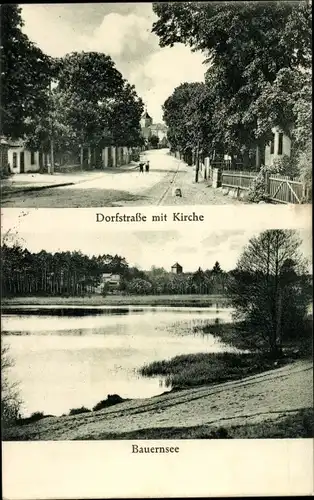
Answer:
[142, 110, 152, 120]
[149, 123, 167, 132]
[1, 138, 22, 147]
[171, 262, 182, 268]
[102, 273, 120, 280]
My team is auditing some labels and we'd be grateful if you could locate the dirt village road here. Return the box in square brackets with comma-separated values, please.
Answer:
[1, 149, 240, 208]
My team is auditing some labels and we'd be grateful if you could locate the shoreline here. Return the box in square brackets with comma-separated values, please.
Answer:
[3, 302, 311, 440]
[1, 294, 229, 309]
[3, 359, 312, 441]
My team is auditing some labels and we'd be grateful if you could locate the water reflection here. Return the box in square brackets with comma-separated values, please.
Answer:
[3, 306, 235, 417]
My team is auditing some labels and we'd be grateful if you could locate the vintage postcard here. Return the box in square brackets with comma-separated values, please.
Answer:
[1, 1, 313, 499]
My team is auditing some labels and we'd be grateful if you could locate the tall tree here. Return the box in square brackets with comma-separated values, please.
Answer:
[149, 134, 160, 149]
[228, 230, 311, 356]
[109, 82, 144, 147]
[1, 343, 21, 427]
[1, 4, 53, 139]
[153, 1, 312, 166]
[163, 82, 216, 163]
[212, 261, 222, 273]
[52, 52, 125, 150]
[26, 53, 144, 154]
[152, 2, 311, 73]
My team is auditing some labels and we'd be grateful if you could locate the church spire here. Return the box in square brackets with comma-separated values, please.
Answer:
[141, 105, 153, 126]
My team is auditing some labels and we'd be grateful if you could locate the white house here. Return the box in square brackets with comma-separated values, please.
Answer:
[264, 127, 291, 167]
[8, 141, 48, 174]
[94, 273, 121, 294]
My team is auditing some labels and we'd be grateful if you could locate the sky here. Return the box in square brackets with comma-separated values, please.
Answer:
[20, 3, 207, 123]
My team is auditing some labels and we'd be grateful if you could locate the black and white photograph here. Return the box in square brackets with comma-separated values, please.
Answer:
[0, 1, 312, 207]
[1, 221, 312, 441]
[1, 1, 313, 498]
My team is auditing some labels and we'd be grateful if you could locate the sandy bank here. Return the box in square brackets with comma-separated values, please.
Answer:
[4, 359, 312, 441]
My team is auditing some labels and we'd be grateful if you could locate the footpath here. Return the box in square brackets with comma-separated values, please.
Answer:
[1, 162, 139, 197]
[159, 161, 242, 206]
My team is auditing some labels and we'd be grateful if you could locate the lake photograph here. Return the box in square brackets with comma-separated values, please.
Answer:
[1, 222, 313, 441]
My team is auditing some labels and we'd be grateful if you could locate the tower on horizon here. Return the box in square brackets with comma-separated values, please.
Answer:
[171, 262, 183, 274]
[140, 106, 153, 129]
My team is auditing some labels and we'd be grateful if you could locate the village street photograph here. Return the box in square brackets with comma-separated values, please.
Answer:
[0, 2, 312, 207]
[1, 220, 312, 441]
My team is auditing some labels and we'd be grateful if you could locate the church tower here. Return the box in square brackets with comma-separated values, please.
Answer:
[140, 106, 153, 128]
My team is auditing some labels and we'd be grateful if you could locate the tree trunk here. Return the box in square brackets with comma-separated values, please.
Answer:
[195, 141, 200, 183]
[80, 147, 84, 171]
[242, 151, 249, 169]
[276, 288, 284, 354]
[256, 140, 265, 170]
[49, 137, 55, 175]
[255, 144, 261, 170]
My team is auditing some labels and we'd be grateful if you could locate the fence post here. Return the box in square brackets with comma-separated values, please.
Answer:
[264, 171, 270, 196]
[212, 168, 222, 188]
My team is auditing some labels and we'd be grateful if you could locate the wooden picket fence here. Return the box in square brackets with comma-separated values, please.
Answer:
[172, 150, 308, 204]
[221, 170, 257, 191]
[267, 174, 305, 204]
[221, 170, 306, 204]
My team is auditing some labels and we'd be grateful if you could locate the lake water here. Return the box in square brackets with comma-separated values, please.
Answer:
[2, 306, 235, 417]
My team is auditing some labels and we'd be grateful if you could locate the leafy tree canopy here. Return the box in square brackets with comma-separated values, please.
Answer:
[154, 1, 312, 164]
[228, 229, 311, 355]
[1, 4, 53, 139]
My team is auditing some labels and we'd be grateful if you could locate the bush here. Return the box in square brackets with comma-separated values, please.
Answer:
[247, 172, 268, 203]
[1, 344, 22, 427]
[247, 154, 303, 203]
[140, 352, 278, 389]
[126, 278, 152, 295]
[101, 283, 110, 297]
[297, 143, 312, 202]
[69, 406, 91, 416]
[93, 394, 125, 412]
[28, 411, 45, 422]
[271, 155, 298, 178]
[16, 411, 48, 426]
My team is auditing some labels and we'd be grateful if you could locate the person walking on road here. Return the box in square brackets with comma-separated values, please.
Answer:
[145, 161, 150, 173]
[139, 162, 144, 173]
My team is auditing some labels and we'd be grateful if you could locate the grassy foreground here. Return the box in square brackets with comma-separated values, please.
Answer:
[2, 294, 228, 308]
[77, 408, 313, 440]
[3, 359, 312, 441]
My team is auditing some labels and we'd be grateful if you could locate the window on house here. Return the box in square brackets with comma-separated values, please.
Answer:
[278, 133, 283, 155]
[30, 151, 35, 165]
[12, 153, 17, 168]
[270, 134, 275, 154]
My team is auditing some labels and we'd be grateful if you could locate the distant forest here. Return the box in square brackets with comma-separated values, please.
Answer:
[1, 245, 228, 297]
